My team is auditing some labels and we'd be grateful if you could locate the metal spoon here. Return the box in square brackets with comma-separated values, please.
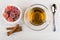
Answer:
[51, 4, 57, 32]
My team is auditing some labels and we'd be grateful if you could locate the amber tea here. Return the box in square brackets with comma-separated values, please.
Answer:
[28, 7, 46, 26]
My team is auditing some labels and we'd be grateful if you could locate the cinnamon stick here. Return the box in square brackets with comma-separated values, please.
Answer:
[7, 24, 22, 36]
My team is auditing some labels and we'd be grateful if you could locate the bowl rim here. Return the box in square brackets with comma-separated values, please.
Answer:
[2, 4, 22, 24]
[24, 4, 51, 31]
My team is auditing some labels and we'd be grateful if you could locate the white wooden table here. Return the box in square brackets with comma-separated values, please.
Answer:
[0, 0, 60, 40]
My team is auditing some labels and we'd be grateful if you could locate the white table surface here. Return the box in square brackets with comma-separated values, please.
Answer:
[0, 0, 60, 40]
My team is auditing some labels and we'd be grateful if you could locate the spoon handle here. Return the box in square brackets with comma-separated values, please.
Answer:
[53, 14, 56, 32]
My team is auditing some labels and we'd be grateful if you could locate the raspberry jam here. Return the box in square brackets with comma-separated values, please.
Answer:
[3, 6, 20, 22]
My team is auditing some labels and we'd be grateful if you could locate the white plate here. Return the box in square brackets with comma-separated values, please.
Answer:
[24, 4, 51, 31]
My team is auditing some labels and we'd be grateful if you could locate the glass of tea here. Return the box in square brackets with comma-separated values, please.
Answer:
[24, 4, 51, 31]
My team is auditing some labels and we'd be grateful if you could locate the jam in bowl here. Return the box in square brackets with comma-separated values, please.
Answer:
[2, 5, 22, 24]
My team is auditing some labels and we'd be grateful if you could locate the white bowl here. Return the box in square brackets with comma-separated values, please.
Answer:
[2, 4, 22, 24]
[24, 4, 51, 31]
